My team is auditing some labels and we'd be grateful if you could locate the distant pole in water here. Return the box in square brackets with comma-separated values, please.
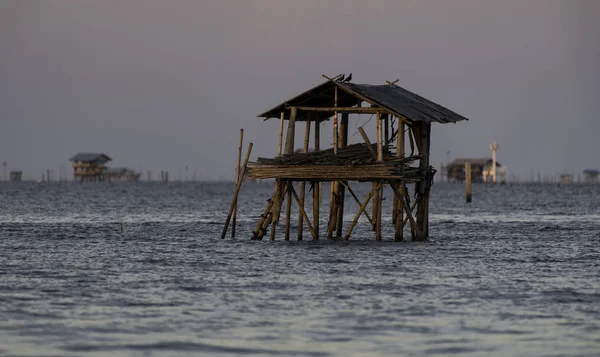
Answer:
[465, 163, 472, 203]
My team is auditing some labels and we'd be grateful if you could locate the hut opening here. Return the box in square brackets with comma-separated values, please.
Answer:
[222, 74, 469, 241]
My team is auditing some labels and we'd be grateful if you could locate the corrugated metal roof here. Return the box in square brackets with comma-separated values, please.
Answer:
[69, 153, 112, 162]
[257, 79, 469, 124]
[338, 83, 468, 124]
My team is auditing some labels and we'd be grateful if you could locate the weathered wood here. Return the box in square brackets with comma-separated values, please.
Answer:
[336, 113, 349, 237]
[357, 127, 377, 159]
[376, 111, 383, 162]
[289, 183, 318, 240]
[466, 162, 472, 203]
[290, 106, 391, 114]
[252, 193, 275, 239]
[278, 112, 284, 157]
[284, 107, 297, 155]
[415, 122, 431, 240]
[344, 189, 375, 240]
[394, 120, 405, 241]
[375, 183, 382, 241]
[327, 181, 337, 238]
[285, 181, 292, 241]
[270, 180, 285, 241]
[232, 128, 244, 238]
[339, 181, 373, 225]
[298, 120, 311, 240]
[388, 180, 421, 238]
[221, 143, 253, 239]
[372, 182, 379, 232]
[333, 86, 338, 154]
[313, 120, 320, 240]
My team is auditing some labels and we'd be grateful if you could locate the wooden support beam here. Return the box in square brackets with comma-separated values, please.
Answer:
[290, 106, 391, 114]
[270, 180, 286, 241]
[221, 143, 253, 239]
[466, 163, 472, 203]
[388, 180, 421, 238]
[336, 113, 349, 237]
[339, 181, 373, 226]
[298, 120, 311, 240]
[415, 122, 431, 240]
[313, 119, 320, 240]
[344, 189, 375, 240]
[375, 183, 382, 241]
[231, 128, 244, 238]
[357, 127, 377, 158]
[284, 107, 297, 155]
[394, 120, 405, 241]
[285, 181, 292, 241]
[376, 111, 383, 162]
[278, 112, 284, 157]
[289, 183, 318, 240]
[252, 194, 276, 239]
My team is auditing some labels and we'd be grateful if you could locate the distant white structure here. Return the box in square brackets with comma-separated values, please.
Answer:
[483, 141, 505, 183]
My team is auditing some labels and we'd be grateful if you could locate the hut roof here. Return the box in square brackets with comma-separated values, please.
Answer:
[583, 169, 599, 175]
[69, 153, 112, 163]
[449, 158, 502, 167]
[258, 78, 469, 124]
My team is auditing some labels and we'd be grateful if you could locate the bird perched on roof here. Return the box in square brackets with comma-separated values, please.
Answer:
[343, 73, 352, 82]
[336, 74, 345, 82]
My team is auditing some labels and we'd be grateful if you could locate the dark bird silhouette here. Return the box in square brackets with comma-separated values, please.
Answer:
[336, 74, 345, 82]
[343, 73, 352, 82]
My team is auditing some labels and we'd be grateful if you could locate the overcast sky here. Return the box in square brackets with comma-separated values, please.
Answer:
[1, 0, 599, 181]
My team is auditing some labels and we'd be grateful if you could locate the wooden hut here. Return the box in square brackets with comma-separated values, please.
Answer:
[9, 171, 22, 182]
[583, 169, 599, 183]
[104, 167, 140, 182]
[222, 74, 469, 241]
[447, 158, 504, 183]
[69, 153, 111, 182]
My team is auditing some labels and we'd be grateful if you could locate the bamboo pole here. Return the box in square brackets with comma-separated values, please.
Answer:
[375, 183, 382, 241]
[231, 128, 244, 238]
[333, 85, 338, 154]
[313, 119, 320, 239]
[285, 181, 292, 241]
[376, 111, 383, 162]
[289, 183, 318, 240]
[270, 180, 285, 241]
[298, 120, 311, 240]
[388, 180, 421, 238]
[466, 163, 472, 203]
[339, 181, 374, 226]
[345, 189, 375, 240]
[395, 120, 405, 241]
[221, 143, 253, 239]
[336, 113, 349, 237]
[278, 111, 284, 157]
[252, 194, 275, 239]
[285, 107, 297, 155]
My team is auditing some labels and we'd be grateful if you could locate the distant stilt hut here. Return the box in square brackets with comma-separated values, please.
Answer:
[221, 74, 469, 241]
[69, 153, 111, 182]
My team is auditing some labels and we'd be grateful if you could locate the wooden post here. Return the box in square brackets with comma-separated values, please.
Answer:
[335, 113, 349, 237]
[313, 118, 320, 240]
[415, 122, 431, 240]
[298, 120, 311, 240]
[394, 120, 405, 241]
[327, 182, 337, 238]
[285, 181, 292, 241]
[376, 111, 383, 162]
[333, 85, 338, 154]
[278, 111, 284, 157]
[340, 181, 374, 226]
[372, 182, 379, 234]
[289, 184, 318, 240]
[375, 183, 382, 241]
[270, 180, 284, 241]
[345, 189, 375, 240]
[284, 107, 297, 155]
[466, 163, 472, 203]
[221, 143, 253, 239]
[231, 128, 244, 238]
